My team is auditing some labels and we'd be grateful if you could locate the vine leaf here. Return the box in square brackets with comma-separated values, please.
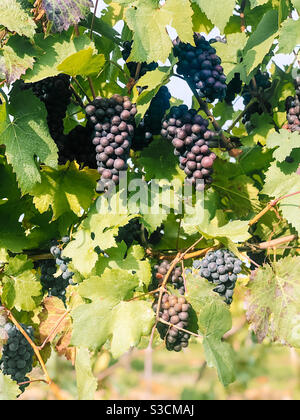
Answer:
[125, 0, 194, 63]
[63, 206, 136, 276]
[0, 0, 36, 38]
[266, 130, 300, 162]
[262, 161, 300, 235]
[186, 274, 236, 386]
[1, 255, 42, 312]
[0, 36, 36, 84]
[30, 162, 98, 220]
[38, 297, 74, 362]
[246, 257, 300, 347]
[0, 88, 58, 195]
[277, 16, 300, 54]
[72, 268, 155, 357]
[41, 0, 93, 33]
[242, 9, 279, 76]
[57, 48, 105, 77]
[75, 348, 97, 400]
[23, 32, 95, 83]
[108, 244, 152, 288]
[193, 0, 236, 33]
[0, 372, 20, 400]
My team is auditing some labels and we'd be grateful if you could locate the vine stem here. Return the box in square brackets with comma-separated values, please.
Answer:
[226, 98, 257, 133]
[259, 235, 297, 250]
[90, 0, 99, 41]
[240, 0, 247, 33]
[158, 318, 202, 339]
[249, 191, 300, 226]
[72, 77, 92, 103]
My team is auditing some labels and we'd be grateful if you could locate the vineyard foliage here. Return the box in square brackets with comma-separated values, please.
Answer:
[0, 0, 299, 400]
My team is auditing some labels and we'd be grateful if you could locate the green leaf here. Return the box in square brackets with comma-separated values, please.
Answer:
[243, 9, 278, 75]
[75, 348, 97, 400]
[0, 372, 20, 400]
[246, 257, 300, 347]
[57, 48, 105, 77]
[0, 89, 58, 194]
[30, 162, 98, 220]
[193, 0, 236, 32]
[0, 36, 35, 84]
[266, 130, 300, 162]
[125, 0, 194, 63]
[214, 33, 248, 81]
[291, 0, 300, 13]
[186, 274, 236, 386]
[2, 255, 42, 311]
[0, 0, 36, 38]
[72, 267, 154, 356]
[78, 268, 139, 304]
[249, 0, 269, 7]
[191, 1, 213, 34]
[262, 161, 300, 234]
[23, 32, 96, 83]
[278, 18, 300, 55]
[63, 204, 135, 275]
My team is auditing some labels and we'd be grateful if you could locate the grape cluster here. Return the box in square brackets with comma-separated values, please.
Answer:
[85, 95, 137, 191]
[37, 237, 74, 302]
[154, 260, 185, 295]
[0, 322, 34, 393]
[194, 249, 243, 304]
[153, 294, 191, 352]
[132, 86, 171, 151]
[173, 34, 227, 102]
[161, 105, 216, 189]
[242, 70, 272, 125]
[284, 77, 300, 132]
[23, 74, 72, 142]
[122, 41, 158, 79]
[117, 219, 163, 248]
[58, 124, 97, 168]
[225, 73, 242, 104]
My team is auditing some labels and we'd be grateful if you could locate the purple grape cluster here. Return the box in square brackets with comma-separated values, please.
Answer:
[132, 86, 171, 151]
[154, 260, 185, 295]
[284, 77, 300, 132]
[85, 95, 137, 191]
[161, 105, 216, 190]
[0, 322, 34, 393]
[22, 74, 72, 142]
[173, 34, 227, 102]
[153, 294, 191, 352]
[242, 70, 272, 125]
[58, 124, 97, 168]
[194, 249, 243, 305]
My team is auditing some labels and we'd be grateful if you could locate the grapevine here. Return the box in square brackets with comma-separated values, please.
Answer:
[0, 0, 299, 402]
